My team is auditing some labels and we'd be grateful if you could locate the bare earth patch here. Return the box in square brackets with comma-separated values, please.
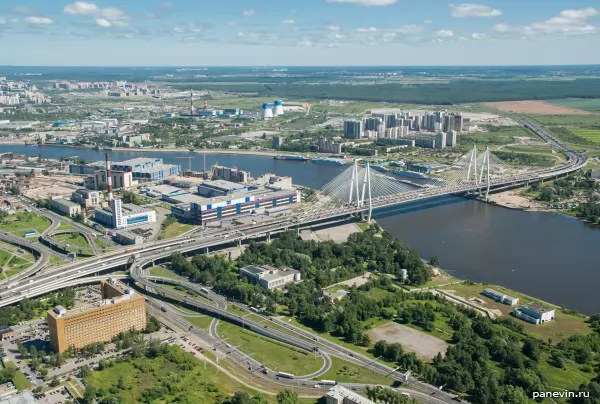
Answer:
[367, 322, 449, 361]
[488, 190, 541, 210]
[485, 100, 593, 115]
[328, 273, 372, 289]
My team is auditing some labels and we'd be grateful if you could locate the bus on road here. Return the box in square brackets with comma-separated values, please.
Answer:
[276, 372, 295, 379]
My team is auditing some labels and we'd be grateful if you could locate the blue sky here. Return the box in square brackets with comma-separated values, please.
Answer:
[0, 0, 599, 65]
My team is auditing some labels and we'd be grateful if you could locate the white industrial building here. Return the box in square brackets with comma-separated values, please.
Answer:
[325, 385, 376, 404]
[240, 265, 301, 291]
[513, 303, 555, 325]
[71, 189, 104, 208]
[51, 198, 82, 217]
[482, 288, 519, 306]
[93, 198, 156, 230]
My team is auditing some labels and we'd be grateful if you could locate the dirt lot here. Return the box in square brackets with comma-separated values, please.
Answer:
[328, 273, 371, 289]
[485, 100, 593, 115]
[367, 322, 449, 361]
[488, 190, 541, 210]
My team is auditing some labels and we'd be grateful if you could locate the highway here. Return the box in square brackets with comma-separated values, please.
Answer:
[0, 115, 585, 402]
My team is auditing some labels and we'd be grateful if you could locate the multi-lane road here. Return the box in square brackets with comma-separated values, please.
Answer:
[0, 115, 587, 402]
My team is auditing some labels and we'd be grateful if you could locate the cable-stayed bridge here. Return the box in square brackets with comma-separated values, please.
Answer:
[291, 143, 585, 225]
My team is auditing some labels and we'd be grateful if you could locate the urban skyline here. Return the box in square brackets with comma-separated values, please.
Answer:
[0, 1, 598, 65]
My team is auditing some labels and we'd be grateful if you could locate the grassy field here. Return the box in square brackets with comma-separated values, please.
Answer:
[545, 98, 600, 112]
[149, 266, 187, 281]
[0, 212, 50, 236]
[460, 126, 539, 147]
[216, 321, 324, 376]
[317, 357, 395, 385]
[4, 361, 31, 390]
[572, 129, 600, 144]
[184, 315, 214, 331]
[438, 282, 590, 343]
[84, 346, 268, 403]
[54, 233, 91, 249]
[0, 241, 36, 280]
[158, 222, 195, 240]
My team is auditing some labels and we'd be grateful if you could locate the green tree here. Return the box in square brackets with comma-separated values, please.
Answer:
[276, 390, 299, 404]
[231, 391, 252, 404]
[428, 255, 440, 267]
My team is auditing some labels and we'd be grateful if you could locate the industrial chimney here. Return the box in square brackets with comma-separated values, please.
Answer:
[262, 103, 274, 120]
[273, 100, 284, 116]
[105, 152, 113, 202]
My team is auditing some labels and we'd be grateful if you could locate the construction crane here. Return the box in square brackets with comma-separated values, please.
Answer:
[176, 156, 195, 173]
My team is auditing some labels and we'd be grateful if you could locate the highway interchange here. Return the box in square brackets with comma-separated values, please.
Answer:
[0, 115, 587, 403]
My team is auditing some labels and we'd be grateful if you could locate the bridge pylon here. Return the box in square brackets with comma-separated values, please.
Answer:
[466, 143, 478, 186]
[480, 145, 491, 201]
[348, 160, 373, 222]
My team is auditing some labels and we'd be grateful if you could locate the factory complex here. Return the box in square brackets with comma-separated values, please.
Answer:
[63, 156, 302, 233]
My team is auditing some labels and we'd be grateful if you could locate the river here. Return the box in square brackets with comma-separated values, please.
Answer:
[5, 145, 600, 314]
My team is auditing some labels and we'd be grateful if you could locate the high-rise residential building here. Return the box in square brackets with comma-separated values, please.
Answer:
[446, 130, 458, 147]
[453, 114, 463, 132]
[436, 131, 447, 149]
[343, 120, 363, 139]
[272, 136, 284, 149]
[47, 279, 146, 353]
[317, 137, 343, 154]
[443, 115, 453, 132]
[364, 117, 383, 131]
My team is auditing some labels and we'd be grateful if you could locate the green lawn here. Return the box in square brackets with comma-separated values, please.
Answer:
[150, 266, 187, 281]
[0, 242, 36, 280]
[0, 212, 50, 236]
[53, 233, 94, 257]
[159, 222, 195, 239]
[438, 283, 591, 343]
[56, 222, 76, 231]
[572, 129, 600, 144]
[317, 357, 395, 385]
[538, 353, 592, 395]
[85, 345, 267, 403]
[4, 361, 31, 390]
[216, 321, 324, 376]
[364, 287, 393, 301]
[184, 315, 214, 331]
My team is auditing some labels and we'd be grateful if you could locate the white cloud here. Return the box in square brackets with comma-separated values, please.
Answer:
[396, 24, 423, 34]
[95, 18, 112, 27]
[449, 3, 502, 18]
[227, 21, 238, 26]
[357, 26, 377, 32]
[64, 2, 99, 16]
[328, 24, 341, 31]
[64, 2, 128, 20]
[26, 16, 53, 24]
[100, 8, 128, 20]
[298, 40, 313, 46]
[0, 18, 6, 25]
[242, 9, 256, 16]
[237, 32, 244, 37]
[173, 27, 186, 33]
[111, 21, 128, 27]
[281, 19, 296, 24]
[335, 33, 347, 39]
[436, 29, 454, 37]
[424, 19, 433, 24]
[471, 32, 487, 39]
[327, 0, 397, 5]
[494, 8, 598, 36]
[493, 23, 511, 33]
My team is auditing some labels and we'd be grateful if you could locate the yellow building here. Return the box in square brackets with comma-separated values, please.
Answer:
[47, 279, 147, 353]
